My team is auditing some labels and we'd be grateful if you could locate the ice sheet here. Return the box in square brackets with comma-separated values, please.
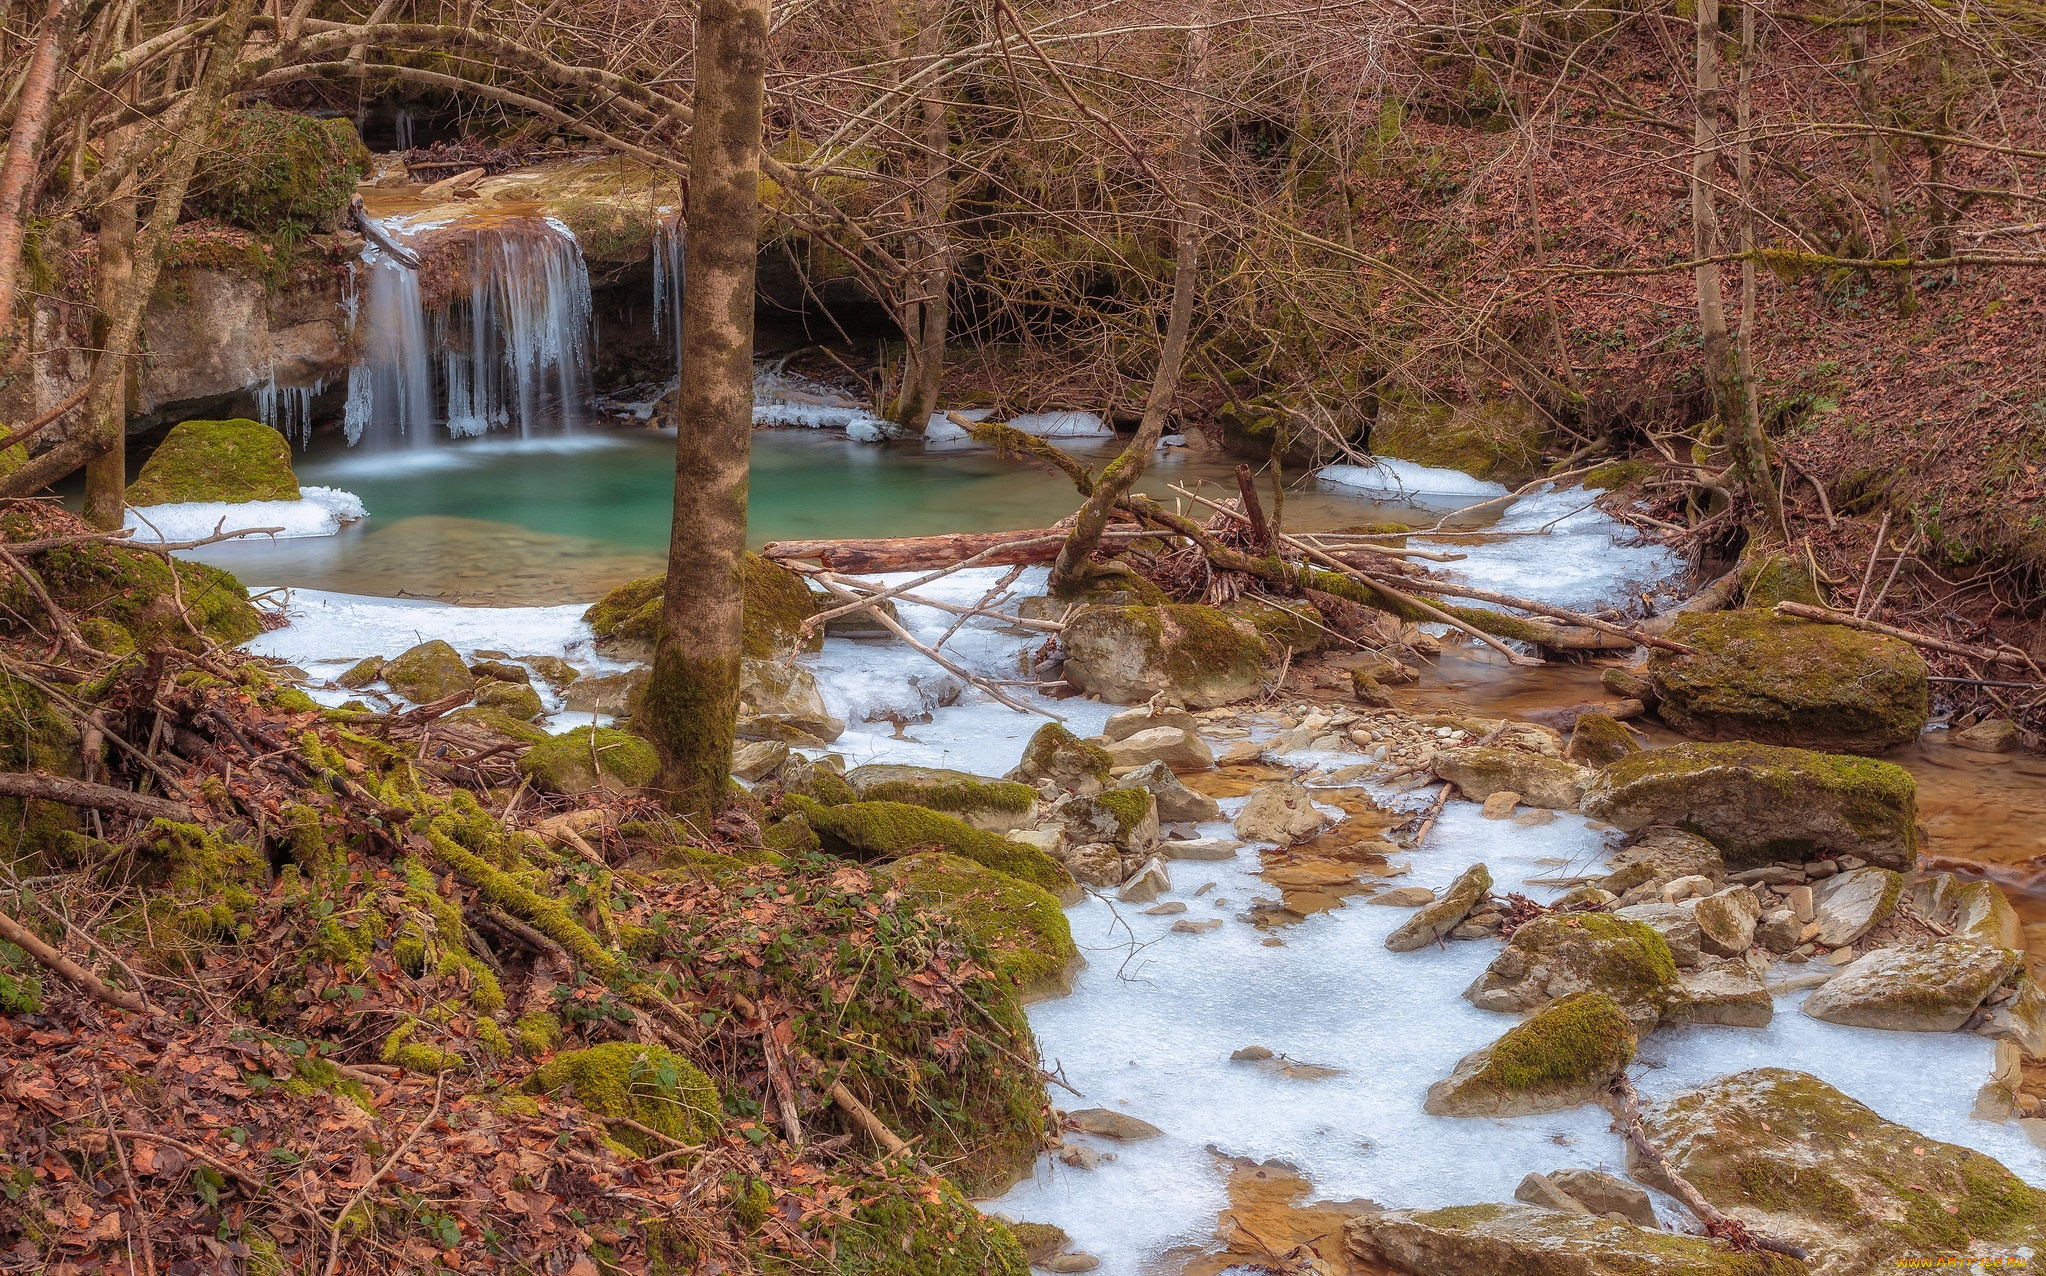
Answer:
[125, 487, 366, 542]
[1319, 458, 1510, 504]
[1416, 484, 1678, 614]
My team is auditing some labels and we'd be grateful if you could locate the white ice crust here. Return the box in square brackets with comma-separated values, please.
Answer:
[124, 487, 366, 543]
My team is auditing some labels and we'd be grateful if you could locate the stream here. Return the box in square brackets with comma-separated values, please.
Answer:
[205, 422, 2046, 1273]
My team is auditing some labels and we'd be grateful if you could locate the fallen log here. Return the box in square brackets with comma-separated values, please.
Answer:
[0, 908, 150, 1013]
[0, 771, 194, 822]
[764, 526, 1147, 574]
[347, 194, 421, 268]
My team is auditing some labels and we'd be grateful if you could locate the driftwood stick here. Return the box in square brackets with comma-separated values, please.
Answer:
[0, 908, 150, 1013]
[808, 571, 1060, 719]
[1773, 601, 2034, 668]
[933, 564, 1025, 653]
[1607, 1075, 1808, 1259]
[828, 1081, 911, 1157]
[802, 538, 1049, 633]
[0, 772, 193, 821]
[1234, 464, 1274, 552]
[766, 525, 1146, 574]
[1852, 510, 1891, 618]
[347, 193, 421, 267]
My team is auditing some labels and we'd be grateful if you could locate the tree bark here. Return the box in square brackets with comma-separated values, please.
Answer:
[1047, 17, 1208, 593]
[640, 0, 771, 818]
[83, 182, 137, 529]
[888, 0, 951, 435]
[1690, 0, 1781, 542]
[1848, 25, 1913, 316]
[0, 0, 78, 344]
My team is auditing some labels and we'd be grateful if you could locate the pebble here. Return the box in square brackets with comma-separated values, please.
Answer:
[1807, 860, 1839, 879]
[1143, 902, 1188, 915]
[1788, 885, 1815, 923]
[1172, 918, 1222, 935]
[1045, 1254, 1101, 1274]
[1479, 791, 1521, 819]
[1193, 882, 1216, 897]
[1826, 945, 1857, 965]
[1069, 1109, 1163, 1140]
[1231, 1045, 1275, 1061]
[1514, 809, 1556, 828]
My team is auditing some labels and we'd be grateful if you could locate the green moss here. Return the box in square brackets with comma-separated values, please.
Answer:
[1145, 605, 1268, 690]
[582, 554, 818, 658]
[793, 798, 1077, 899]
[1223, 597, 1326, 656]
[0, 670, 83, 865]
[889, 852, 1078, 998]
[552, 196, 654, 262]
[425, 827, 618, 978]
[852, 772, 1038, 817]
[1649, 612, 1928, 752]
[1737, 552, 1822, 609]
[1372, 394, 1549, 485]
[1507, 913, 1680, 1007]
[827, 1183, 1029, 1276]
[337, 655, 384, 689]
[475, 679, 543, 720]
[1476, 992, 1636, 1090]
[188, 104, 370, 238]
[1410, 1203, 1511, 1229]
[0, 510, 262, 649]
[1566, 714, 1638, 768]
[379, 1019, 463, 1073]
[1582, 460, 1655, 491]
[518, 726, 659, 795]
[444, 705, 549, 744]
[761, 812, 822, 855]
[75, 616, 135, 656]
[148, 820, 266, 945]
[515, 1011, 563, 1057]
[129, 418, 300, 505]
[528, 1043, 721, 1154]
[1092, 787, 1153, 837]
[1016, 722, 1111, 786]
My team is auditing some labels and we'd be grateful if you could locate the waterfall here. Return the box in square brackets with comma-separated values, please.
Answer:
[394, 109, 415, 152]
[440, 221, 594, 438]
[342, 246, 436, 447]
[256, 376, 326, 447]
[651, 213, 685, 373]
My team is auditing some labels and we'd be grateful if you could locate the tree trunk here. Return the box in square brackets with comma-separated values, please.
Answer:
[0, 0, 258, 499]
[0, 0, 78, 344]
[1690, 0, 1781, 543]
[640, 0, 771, 819]
[889, 0, 951, 435]
[1848, 25, 1913, 316]
[1047, 18, 1208, 593]
[83, 186, 138, 530]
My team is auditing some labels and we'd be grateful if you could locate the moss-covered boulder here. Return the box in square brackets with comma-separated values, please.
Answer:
[443, 705, 548, 744]
[1465, 914, 1683, 1029]
[889, 851, 1080, 1000]
[1006, 722, 1112, 794]
[582, 553, 819, 661]
[825, 1181, 1030, 1276]
[187, 104, 369, 235]
[527, 1042, 721, 1155]
[1223, 597, 1327, 657]
[1060, 604, 1269, 708]
[844, 764, 1039, 832]
[129, 418, 300, 506]
[380, 639, 474, 704]
[1055, 788, 1159, 855]
[1582, 742, 1918, 871]
[1424, 992, 1637, 1117]
[518, 726, 659, 795]
[1370, 393, 1550, 486]
[1634, 1068, 2046, 1272]
[1566, 714, 1639, 768]
[1347, 1203, 1805, 1276]
[1737, 552, 1823, 609]
[1434, 746, 1593, 810]
[474, 679, 543, 721]
[1648, 613, 1929, 754]
[1, 507, 262, 652]
[794, 798, 1080, 904]
[1800, 937, 2020, 1033]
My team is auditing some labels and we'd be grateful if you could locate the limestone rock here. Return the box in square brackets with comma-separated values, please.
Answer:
[1694, 887, 1761, 957]
[738, 658, 844, 743]
[1425, 992, 1637, 1117]
[1113, 760, 1221, 823]
[336, 656, 384, 689]
[1368, 886, 1437, 908]
[1800, 938, 2018, 1032]
[1008, 723, 1113, 794]
[1602, 667, 1656, 702]
[1172, 918, 1222, 934]
[1611, 902, 1703, 968]
[1233, 782, 1327, 844]
[1059, 604, 1269, 708]
[1980, 975, 2046, 1056]
[1386, 864, 1490, 953]
[1116, 857, 1171, 903]
[1648, 612, 1930, 753]
[561, 669, 647, 716]
[1103, 706, 1201, 742]
[129, 417, 301, 505]
[1348, 1204, 1768, 1276]
[1545, 1169, 1658, 1227]
[469, 659, 529, 684]
[732, 740, 789, 783]
[581, 553, 818, 662]
[1351, 669, 1394, 708]
[1633, 1068, 2046, 1273]
[1057, 790, 1160, 855]
[1566, 714, 1640, 768]
[1434, 746, 1592, 810]
[518, 726, 658, 795]
[474, 679, 542, 721]
[843, 764, 1039, 831]
[443, 706, 547, 744]
[1754, 909, 1802, 953]
[1464, 914, 1683, 1029]
[1514, 1171, 1592, 1214]
[1063, 843, 1127, 889]
[1156, 836, 1239, 861]
[1581, 742, 1918, 871]
[1600, 828, 1727, 903]
[1953, 717, 2020, 753]
[382, 640, 474, 704]
[523, 655, 580, 689]
[1807, 866, 1901, 947]
[1480, 791, 1520, 819]
[1668, 961, 1774, 1028]
[1068, 1108, 1163, 1140]
[1223, 596, 1327, 657]
[1107, 726, 1214, 774]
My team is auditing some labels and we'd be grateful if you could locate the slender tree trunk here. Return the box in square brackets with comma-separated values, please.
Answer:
[0, 0, 257, 499]
[1732, 1, 1785, 543]
[0, 0, 78, 345]
[641, 0, 771, 818]
[889, 0, 951, 435]
[1048, 20, 1208, 592]
[1848, 24, 1912, 316]
[1690, 0, 1781, 543]
[83, 185, 137, 529]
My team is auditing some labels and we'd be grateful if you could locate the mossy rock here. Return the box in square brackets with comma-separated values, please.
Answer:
[844, 764, 1039, 832]
[793, 798, 1079, 903]
[1465, 913, 1682, 1030]
[527, 1042, 721, 1155]
[1737, 552, 1822, 609]
[474, 679, 543, 721]
[1352, 1202, 1805, 1276]
[519, 726, 659, 795]
[1060, 604, 1269, 708]
[1581, 460, 1656, 492]
[1371, 393, 1550, 486]
[1007, 722, 1113, 793]
[582, 553, 819, 660]
[0, 670, 84, 865]
[824, 1180, 1030, 1276]
[1425, 992, 1637, 1117]
[1566, 714, 1639, 768]
[188, 104, 370, 235]
[380, 639, 474, 704]
[889, 851, 1080, 1000]
[443, 705, 548, 744]
[1636, 1068, 2046, 1271]
[129, 419, 300, 506]
[1582, 741, 1918, 871]
[1648, 613, 1928, 753]
[0, 509, 261, 650]
[1223, 596, 1327, 657]
[1215, 394, 1334, 469]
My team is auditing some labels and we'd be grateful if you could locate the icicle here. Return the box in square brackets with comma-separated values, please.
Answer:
[651, 213, 685, 373]
[438, 219, 594, 438]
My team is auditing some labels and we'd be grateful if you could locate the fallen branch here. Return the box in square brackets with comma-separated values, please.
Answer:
[0, 385, 91, 455]
[828, 1081, 911, 1157]
[765, 525, 1145, 573]
[1606, 1075, 1808, 1259]
[1773, 601, 2036, 669]
[347, 193, 421, 267]
[802, 537, 1053, 634]
[323, 1076, 443, 1276]
[806, 569, 1059, 719]
[0, 908, 150, 1013]
[0, 772, 194, 822]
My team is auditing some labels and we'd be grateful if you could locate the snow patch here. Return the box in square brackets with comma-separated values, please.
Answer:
[124, 487, 366, 543]
[1318, 458, 1509, 503]
[1417, 484, 1678, 615]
